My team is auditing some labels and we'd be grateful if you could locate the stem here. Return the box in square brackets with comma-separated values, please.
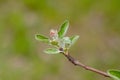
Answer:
[62, 53, 111, 77]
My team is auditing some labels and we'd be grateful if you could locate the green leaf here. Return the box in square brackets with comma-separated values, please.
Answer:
[107, 69, 120, 80]
[44, 48, 60, 54]
[35, 34, 49, 43]
[50, 40, 58, 45]
[58, 20, 69, 38]
[70, 35, 79, 45]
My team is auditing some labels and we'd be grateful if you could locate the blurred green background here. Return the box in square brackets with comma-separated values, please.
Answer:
[0, 0, 120, 80]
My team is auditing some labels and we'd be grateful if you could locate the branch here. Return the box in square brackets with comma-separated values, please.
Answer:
[62, 52, 111, 77]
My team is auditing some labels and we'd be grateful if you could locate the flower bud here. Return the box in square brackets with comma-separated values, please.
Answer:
[50, 29, 58, 40]
[50, 29, 56, 37]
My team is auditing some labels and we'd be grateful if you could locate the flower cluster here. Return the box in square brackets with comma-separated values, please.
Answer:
[35, 20, 79, 54]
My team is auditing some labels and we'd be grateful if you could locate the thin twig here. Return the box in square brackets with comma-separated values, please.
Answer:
[62, 52, 111, 77]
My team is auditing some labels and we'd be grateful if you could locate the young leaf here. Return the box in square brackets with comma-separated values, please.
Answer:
[35, 34, 49, 43]
[62, 37, 71, 44]
[58, 20, 69, 38]
[70, 35, 79, 45]
[107, 69, 120, 80]
[44, 48, 60, 54]
[61, 37, 71, 49]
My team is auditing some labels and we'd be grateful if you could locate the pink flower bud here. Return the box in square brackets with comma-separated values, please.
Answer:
[50, 29, 58, 40]
[50, 29, 57, 37]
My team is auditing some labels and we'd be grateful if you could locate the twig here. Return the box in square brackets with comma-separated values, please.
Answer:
[62, 52, 111, 77]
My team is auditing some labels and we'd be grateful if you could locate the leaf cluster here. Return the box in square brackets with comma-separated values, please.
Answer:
[35, 20, 79, 54]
